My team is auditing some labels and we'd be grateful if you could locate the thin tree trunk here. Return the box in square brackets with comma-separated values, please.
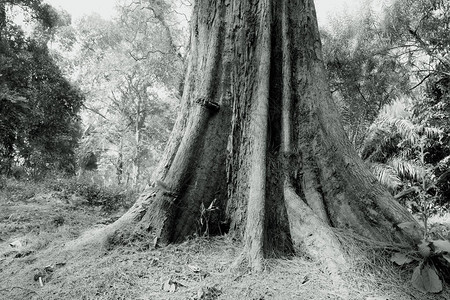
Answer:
[117, 138, 124, 185]
[134, 100, 141, 187]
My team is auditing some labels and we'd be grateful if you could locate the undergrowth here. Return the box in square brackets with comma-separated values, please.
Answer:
[1, 176, 136, 212]
[2, 177, 450, 299]
[0, 178, 43, 203]
[45, 177, 136, 212]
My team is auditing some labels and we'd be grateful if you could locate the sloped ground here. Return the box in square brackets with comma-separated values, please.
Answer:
[1, 179, 450, 300]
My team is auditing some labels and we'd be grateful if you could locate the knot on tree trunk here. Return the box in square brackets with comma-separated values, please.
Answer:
[195, 98, 220, 113]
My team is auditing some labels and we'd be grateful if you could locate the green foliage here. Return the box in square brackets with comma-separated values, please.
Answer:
[321, 6, 411, 149]
[369, 163, 403, 191]
[361, 0, 450, 211]
[0, 1, 83, 178]
[66, 1, 186, 187]
[321, 2, 450, 291]
[0, 177, 39, 202]
[411, 261, 442, 293]
[0, 175, 135, 214]
[382, 0, 450, 135]
[391, 226, 450, 293]
[414, 73, 450, 202]
[383, 0, 450, 76]
[361, 115, 447, 218]
[47, 178, 136, 212]
[321, 0, 450, 212]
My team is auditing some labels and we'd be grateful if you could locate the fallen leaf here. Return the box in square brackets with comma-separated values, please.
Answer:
[162, 278, 186, 293]
[188, 264, 201, 273]
[9, 240, 23, 248]
[301, 274, 310, 284]
[431, 240, 450, 254]
[411, 263, 443, 293]
[391, 252, 413, 265]
[162, 279, 177, 293]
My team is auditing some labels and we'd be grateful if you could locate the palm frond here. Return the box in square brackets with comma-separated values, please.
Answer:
[437, 169, 450, 185]
[437, 155, 450, 168]
[391, 118, 419, 145]
[360, 121, 397, 160]
[370, 162, 403, 191]
[417, 125, 443, 139]
[398, 147, 415, 159]
[389, 157, 424, 181]
[365, 116, 442, 151]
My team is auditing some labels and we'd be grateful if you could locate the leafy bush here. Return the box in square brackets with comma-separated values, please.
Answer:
[411, 243, 449, 293]
[47, 178, 136, 212]
[391, 226, 450, 294]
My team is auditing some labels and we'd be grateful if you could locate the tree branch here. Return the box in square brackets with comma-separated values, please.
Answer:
[409, 72, 432, 90]
[82, 103, 108, 120]
[408, 27, 450, 67]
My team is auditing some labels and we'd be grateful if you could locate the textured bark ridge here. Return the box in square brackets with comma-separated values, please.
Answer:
[105, 0, 420, 272]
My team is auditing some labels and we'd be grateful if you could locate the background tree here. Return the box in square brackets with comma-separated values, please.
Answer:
[360, 0, 450, 209]
[0, 0, 83, 177]
[383, 0, 450, 81]
[321, 4, 410, 150]
[319, 0, 450, 215]
[69, 0, 187, 187]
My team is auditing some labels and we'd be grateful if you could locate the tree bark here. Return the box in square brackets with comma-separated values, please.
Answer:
[99, 0, 421, 272]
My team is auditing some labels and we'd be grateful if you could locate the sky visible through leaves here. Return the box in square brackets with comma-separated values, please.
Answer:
[43, 0, 372, 26]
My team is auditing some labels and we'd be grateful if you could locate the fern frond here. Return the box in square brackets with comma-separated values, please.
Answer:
[370, 162, 403, 191]
[376, 117, 441, 147]
[419, 125, 443, 139]
[389, 157, 424, 181]
[360, 121, 397, 160]
[437, 155, 450, 168]
[392, 118, 419, 145]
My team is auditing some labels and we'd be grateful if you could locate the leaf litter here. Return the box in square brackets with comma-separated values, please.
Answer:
[1, 183, 450, 299]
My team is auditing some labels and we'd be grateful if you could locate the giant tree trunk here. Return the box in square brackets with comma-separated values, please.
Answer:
[103, 0, 420, 272]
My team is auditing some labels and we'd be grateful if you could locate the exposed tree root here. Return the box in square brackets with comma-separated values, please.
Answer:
[301, 154, 330, 224]
[64, 191, 154, 251]
[284, 183, 348, 275]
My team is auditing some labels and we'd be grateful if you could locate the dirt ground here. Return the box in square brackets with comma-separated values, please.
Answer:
[1, 180, 450, 300]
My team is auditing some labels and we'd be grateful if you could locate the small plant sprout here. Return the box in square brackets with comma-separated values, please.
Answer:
[392, 221, 450, 293]
[199, 199, 218, 237]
